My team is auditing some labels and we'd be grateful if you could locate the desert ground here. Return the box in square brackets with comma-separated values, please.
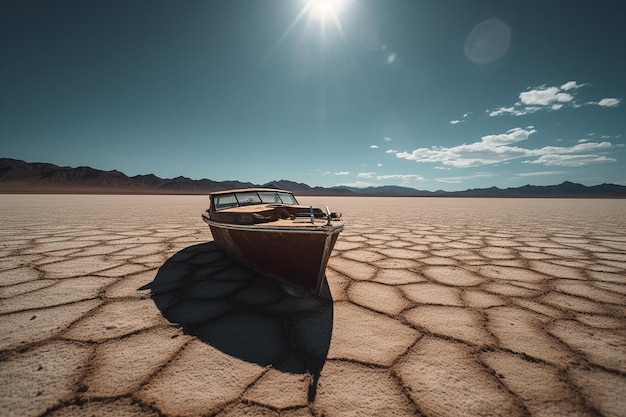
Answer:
[1, 195, 625, 417]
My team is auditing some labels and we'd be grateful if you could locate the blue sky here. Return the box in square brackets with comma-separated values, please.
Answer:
[1, 0, 624, 191]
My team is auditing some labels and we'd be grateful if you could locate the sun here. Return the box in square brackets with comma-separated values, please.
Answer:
[306, 0, 346, 21]
[263, 0, 350, 63]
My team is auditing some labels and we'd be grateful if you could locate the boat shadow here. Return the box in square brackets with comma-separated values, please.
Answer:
[140, 241, 333, 400]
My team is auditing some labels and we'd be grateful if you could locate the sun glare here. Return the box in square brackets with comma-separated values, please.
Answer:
[307, 0, 345, 21]
[264, 0, 350, 64]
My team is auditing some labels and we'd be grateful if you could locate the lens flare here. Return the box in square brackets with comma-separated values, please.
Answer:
[464, 18, 511, 66]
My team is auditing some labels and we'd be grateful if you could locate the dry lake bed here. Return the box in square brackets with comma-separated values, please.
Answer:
[1, 195, 625, 417]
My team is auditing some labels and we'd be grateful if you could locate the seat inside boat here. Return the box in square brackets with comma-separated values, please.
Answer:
[209, 204, 325, 225]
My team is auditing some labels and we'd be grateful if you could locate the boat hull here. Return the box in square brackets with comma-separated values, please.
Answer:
[206, 220, 342, 295]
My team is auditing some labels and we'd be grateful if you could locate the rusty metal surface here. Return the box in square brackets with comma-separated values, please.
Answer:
[209, 224, 340, 294]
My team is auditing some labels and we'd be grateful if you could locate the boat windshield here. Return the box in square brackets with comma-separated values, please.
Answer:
[258, 191, 298, 205]
[213, 191, 299, 210]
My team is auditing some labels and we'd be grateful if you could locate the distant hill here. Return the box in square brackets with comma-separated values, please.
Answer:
[330, 182, 626, 198]
[0, 158, 255, 194]
[336, 185, 438, 196]
[1, 158, 625, 197]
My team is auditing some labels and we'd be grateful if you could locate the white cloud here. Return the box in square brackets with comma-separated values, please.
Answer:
[556, 93, 574, 102]
[528, 154, 616, 167]
[517, 171, 566, 177]
[597, 98, 621, 107]
[532, 141, 612, 155]
[384, 137, 392, 142]
[489, 106, 541, 117]
[376, 174, 425, 182]
[519, 87, 573, 106]
[396, 127, 536, 167]
[434, 172, 495, 184]
[488, 81, 621, 116]
[489, 106, 517, 117]
[561, 81, 583, 90]
[357, 172, 376, 178]
[450, 112, 471, 124]
[395, 128, 616, 168]
[435, 178, 463, 184]
[356, 172, 424, 184]
[338, 181, 374, 188]
[370, 145, 379, 149]
[385, 149, 398, 153]
[482, 127, 536, 145]
[335, 171, 350, 175]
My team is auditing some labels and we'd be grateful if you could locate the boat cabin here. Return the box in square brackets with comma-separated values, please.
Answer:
[208, 188, 327, 225]
[212, 189, 299, 210]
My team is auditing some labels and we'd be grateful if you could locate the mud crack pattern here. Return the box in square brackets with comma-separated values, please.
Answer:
[1, 195, 625, 416]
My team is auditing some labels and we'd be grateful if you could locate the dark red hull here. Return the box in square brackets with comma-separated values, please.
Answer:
[207, 221, 342, 294]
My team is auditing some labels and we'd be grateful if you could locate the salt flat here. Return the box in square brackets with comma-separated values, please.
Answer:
[1, 195, 625, 417]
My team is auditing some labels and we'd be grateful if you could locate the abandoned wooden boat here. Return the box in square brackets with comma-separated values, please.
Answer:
[201, 188, 343, 295]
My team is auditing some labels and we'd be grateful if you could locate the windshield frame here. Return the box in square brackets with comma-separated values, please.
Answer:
[212, 190, 299, 211]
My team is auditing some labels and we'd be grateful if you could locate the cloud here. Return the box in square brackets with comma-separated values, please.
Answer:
[434, 172, 495, 184]
[532, 141, 612, 155]
[597, 98, 621, 107]
[357, 172, 376, 178]
[395, 127, 616, 168]
[370, 145, 379, 149]
[376, 174, 425, 182]
[482, 127, 535, 145]
[516, 171, 566, 177]
[356, 172, 424, 183]
[560, 81, 584, 91]
[385, 149, 398, 153]
[396, 127, 536, 167]
[527, 154, 616, 167]
[450, 112, 471, 124]
[488, 106, 542, 117]
[384, 137, 392, 142]
[519, 87, 573, 106]
[338, 181, 375, 188]
[488, 81, 621, 116]
[489, 106, 517, 117]
[335, 171, 350, 175]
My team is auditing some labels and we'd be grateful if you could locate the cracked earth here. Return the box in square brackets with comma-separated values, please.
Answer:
[1, 195, 625, 416]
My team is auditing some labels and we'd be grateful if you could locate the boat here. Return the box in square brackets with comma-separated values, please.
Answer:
[201, 188, 343, 295]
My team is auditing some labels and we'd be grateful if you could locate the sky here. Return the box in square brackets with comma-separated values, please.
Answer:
[1, 0, 624, 191]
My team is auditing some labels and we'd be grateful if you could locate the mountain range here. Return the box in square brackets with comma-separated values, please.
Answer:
[1, 158, 625, 197]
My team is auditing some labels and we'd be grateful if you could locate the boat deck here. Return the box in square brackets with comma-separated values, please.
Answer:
[202, 210, 340, 230]
[203, 203, 340, 228]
